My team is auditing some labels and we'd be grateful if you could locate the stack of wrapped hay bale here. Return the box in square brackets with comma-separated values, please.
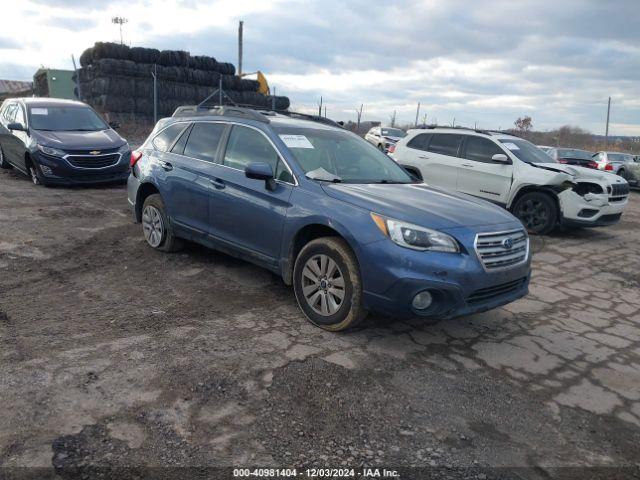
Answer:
[78, 42, 290, 121]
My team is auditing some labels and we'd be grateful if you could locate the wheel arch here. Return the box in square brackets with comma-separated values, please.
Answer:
[509, 185, 562, 227]
[283, 222, 357, 286]
[135, 182, 161, 223]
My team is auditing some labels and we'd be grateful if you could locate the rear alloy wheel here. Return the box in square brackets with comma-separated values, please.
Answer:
[141, 193, 183, 252]
[0, 146, 12, 169]
[293, 237, 367, 331]
[512, 192, 557, 235]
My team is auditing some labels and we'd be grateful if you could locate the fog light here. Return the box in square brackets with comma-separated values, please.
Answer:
[412, 290, 433, 310]
[40, 165, 53, 176]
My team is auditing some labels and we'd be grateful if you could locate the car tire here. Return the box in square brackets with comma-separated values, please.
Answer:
[141, 193, 183, 252]
[0, 145, 12, 169]
[293, 237, 368, 332]
[377, 144, 385, 151]
[27, 162, 46, 186]
[512, 192, 557, 235]
[618, 169, 628, 180]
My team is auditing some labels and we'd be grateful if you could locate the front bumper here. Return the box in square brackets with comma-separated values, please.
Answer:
[558, 189, 627, 227]
[358, 223, 531, 320]
[33, 151, 130, 185]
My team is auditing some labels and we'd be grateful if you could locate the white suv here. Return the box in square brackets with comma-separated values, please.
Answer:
[391, 127, 630, 234]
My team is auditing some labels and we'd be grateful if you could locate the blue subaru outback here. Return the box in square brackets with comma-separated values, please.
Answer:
[127, 106, 530, 331]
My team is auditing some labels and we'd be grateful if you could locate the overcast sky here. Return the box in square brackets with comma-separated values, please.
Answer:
[1, 0, 639, 135]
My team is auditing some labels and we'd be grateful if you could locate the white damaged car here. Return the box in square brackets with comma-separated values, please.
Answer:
[391, 127, 629, 234]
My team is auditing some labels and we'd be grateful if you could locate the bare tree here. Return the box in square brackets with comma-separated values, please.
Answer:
[355, 104, 363, 130]
[514, 116, 533, 133]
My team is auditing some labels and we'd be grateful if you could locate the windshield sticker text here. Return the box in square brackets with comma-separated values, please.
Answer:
[279, 134, 314, 149]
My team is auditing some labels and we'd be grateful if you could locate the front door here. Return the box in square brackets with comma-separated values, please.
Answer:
[208, 124, 294, 264]
[456, 135, 513, 205]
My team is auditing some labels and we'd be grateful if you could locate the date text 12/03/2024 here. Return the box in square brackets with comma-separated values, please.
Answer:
[233, 468, 400, 478]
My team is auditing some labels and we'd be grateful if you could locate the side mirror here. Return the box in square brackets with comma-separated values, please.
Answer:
[491, 153, 510, 164]
[245, 162, 276, 190]
[109, 121, 121, 130]
[7, 122, 26, 132]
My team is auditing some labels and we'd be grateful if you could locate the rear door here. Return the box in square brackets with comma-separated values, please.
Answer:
[456, 135, 513, 205]
[420, 133, 464, 189]
[156, 121, 227, 236]
[0, 103, 23, 169]
[207, 124, 294, 264]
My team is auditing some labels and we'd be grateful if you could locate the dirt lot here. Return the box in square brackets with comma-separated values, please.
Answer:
[1, 166, 639, 479]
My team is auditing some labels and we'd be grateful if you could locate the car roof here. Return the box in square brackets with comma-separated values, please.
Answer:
[406, 127, 521, 141]
[171, 112, 341, 132]
[17, 97, 88, 108]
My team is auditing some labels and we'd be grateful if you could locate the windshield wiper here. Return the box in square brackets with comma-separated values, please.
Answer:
[305, 168, 342, 183]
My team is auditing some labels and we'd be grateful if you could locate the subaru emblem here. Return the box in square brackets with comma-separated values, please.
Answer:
[502, 237, 514, 250]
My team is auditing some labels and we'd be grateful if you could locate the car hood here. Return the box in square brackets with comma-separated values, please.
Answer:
[322, 183, 518, 231]
[32, 129, 125, 150]
[533, 162, 624, 184]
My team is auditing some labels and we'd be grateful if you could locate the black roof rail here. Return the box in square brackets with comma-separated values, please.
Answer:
[273, 110, 345, 129]
[172, 105, 270, 124]
[413, 124, 493, 135]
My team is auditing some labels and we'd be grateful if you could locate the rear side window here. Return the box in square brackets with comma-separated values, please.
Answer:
[223, 125, 279, 172]
[170, 124, 192, 155]
[183, 122, 226, 162]
[464, 136, 505, 163]
[427, 134, 462, 157]
[406, 133, 432, 151]
[153, 123, 187, 152]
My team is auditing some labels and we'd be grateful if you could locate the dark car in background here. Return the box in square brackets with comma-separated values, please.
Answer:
[546, 147, 597, 169]
[0, 98, 130, 186]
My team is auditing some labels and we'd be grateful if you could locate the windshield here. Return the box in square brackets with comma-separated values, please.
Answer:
[557, 148, 593, 160]
[28, 106, 108, 131]
[275, 127, 414, 184]
[500, 138, 558, 164]
[381, 128, 406, 138]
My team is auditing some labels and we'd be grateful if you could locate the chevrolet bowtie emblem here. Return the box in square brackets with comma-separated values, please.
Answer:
[89, 150, 101, 155]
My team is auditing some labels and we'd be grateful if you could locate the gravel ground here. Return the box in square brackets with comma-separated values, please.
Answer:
[1, 166, 639, 479]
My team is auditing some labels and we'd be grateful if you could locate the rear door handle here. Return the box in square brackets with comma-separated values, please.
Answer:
[159, 160, 173, 171]
[419, 155, 430, 160]
[461, 163, 474, 167]
[210, 178, 226, 189]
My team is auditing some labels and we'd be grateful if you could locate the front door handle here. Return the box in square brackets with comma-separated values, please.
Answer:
[419, 155, 430, 160]
[159, 160, 173, 171]
[210, 178, 226, 190]
[461, 163, 474, 167]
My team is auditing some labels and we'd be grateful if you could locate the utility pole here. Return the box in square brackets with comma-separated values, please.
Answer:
[390, 110, 396, 127]
[238, 20, 243, 77]
[71, 54, 81, 100]
[324, 106, 327, 118]
[272, 86, 276, 111]
[111, 16, 128, 45]
[605, 96, 611, 147]
[151, 64, 158, 122]
[318, 96, 323, 117]
[414, 101, 420, 127]
[422, 113, 427, 125]
[355, 104, 363, 130]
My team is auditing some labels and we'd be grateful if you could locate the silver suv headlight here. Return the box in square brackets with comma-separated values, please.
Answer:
[371, 213, 460, 253]
[37, 144, 66, 157]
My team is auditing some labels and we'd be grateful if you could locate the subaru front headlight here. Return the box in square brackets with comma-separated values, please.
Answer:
[371, 213, 459, 253]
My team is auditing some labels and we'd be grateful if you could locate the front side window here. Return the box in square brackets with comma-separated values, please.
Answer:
[224, 125, 280, 172]
[153, 123, 188, 152]
[183, 122, 226, 162]
[406, 133, 432, 151]
[427, 134, 463, 157]
[464, 136, 505, 163]
[274, 127, 413, 184]
[28, 106, 108, 131]
[14, 106, 25, 126]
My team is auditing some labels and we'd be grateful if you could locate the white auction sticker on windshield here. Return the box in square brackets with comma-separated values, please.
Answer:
[31, 108, 48, 115]
[279, 134, 314, 149]
[503, 142, 520, 150]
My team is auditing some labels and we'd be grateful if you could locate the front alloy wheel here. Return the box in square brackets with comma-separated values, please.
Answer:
[293, 237, 367, 331]
[512, 192, 557, 235]
[29, 166, 42, 185]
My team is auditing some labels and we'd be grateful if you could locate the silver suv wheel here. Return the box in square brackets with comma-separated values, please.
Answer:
[142, 205, 164, 248]
[301, 254, 346, 316]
